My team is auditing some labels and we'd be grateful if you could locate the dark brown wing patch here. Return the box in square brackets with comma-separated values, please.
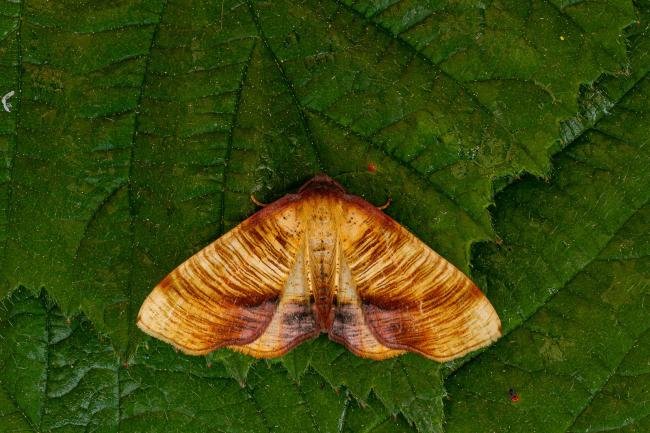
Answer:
[137, 198, 306, 355]
[327, 247, 405, 359]
[231, 243, 320, 358]
[338, 198, 501, 362]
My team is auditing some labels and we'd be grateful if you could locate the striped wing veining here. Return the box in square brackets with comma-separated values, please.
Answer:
[328, 231, 405, 359]
[230, 238, 319, 358]
[137, 198, 309, 355]
[338, 198, 501, 362]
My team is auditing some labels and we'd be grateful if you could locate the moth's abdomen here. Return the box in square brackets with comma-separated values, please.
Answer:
[302, 196, 339, 329]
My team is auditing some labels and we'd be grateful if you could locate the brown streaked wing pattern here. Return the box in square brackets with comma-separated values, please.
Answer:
[137, 197, 305, 355]
[338, 197, 501, 362]
[230, 239, 319, 358]
[328, 237, 405, 360]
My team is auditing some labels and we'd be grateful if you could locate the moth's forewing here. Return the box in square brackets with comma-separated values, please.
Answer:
[336, 196, 501, 362]
[229, 242, 320, 358]
[137, 195, 309, 355]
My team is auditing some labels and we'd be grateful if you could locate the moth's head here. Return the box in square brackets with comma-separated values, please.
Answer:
[298, 174, 346, 194]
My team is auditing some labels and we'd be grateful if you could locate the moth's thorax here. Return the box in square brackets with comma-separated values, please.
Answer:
[301, 194, 342, 329]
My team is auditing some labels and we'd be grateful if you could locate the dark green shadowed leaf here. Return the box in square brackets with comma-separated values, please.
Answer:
[0, 288, 418, 433]
[0, 0, 635, 356]
[444, 61, 650, 433]
[279, 337, 445, 433]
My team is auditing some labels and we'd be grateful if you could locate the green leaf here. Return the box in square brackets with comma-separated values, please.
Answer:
[569, 329, 650, 433]
[0, 0, 648, 432]
[0, 387, 33, 432]
[0, 288, 417, 433]
[444, 43, 650, 433]
[445, 206, 649, 432]
[277, 338, 444, 433]
[0, 0, 635, 352]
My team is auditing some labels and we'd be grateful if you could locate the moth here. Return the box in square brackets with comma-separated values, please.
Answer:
[137, 174, 501, 361]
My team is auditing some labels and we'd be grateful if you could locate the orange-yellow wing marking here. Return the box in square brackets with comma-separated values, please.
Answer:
[328, 236, 406, 359]
[338, 198, 501, 362]
[230, 238, 319, 358]
[137, 197, 317, 356]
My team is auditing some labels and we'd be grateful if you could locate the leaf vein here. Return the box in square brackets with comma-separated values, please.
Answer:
[124, 0, 169, 355]
[564, 325, 650, 433]
[332, 0, 549, 173]
[0, 381, 37, 431]
[219, 40, 256, 236]
[306, 108, 492, 237]
[246, 0, 325, 172]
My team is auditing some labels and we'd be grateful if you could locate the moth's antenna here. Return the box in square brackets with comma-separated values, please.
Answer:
[250, 195, 268, 207]
[377, 197, 392, 210]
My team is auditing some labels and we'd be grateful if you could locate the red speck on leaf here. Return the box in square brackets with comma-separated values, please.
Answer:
[509, 388, 520, 403]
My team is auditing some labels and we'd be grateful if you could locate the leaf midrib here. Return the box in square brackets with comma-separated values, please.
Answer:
[123, 0, 169, 356]
[333, 0, 557, 173]
[246, 0, 325, 172]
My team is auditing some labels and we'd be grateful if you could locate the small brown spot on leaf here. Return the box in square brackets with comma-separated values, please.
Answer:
[509, 388, 520, 403]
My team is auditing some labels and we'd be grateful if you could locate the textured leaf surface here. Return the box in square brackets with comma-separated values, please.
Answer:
[0, 288, 417, 433]
[0, 0, 648, 432]
[444, 25, 650, 433]
[446, 201, 649, 433]
[0, 0, 635, 350]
